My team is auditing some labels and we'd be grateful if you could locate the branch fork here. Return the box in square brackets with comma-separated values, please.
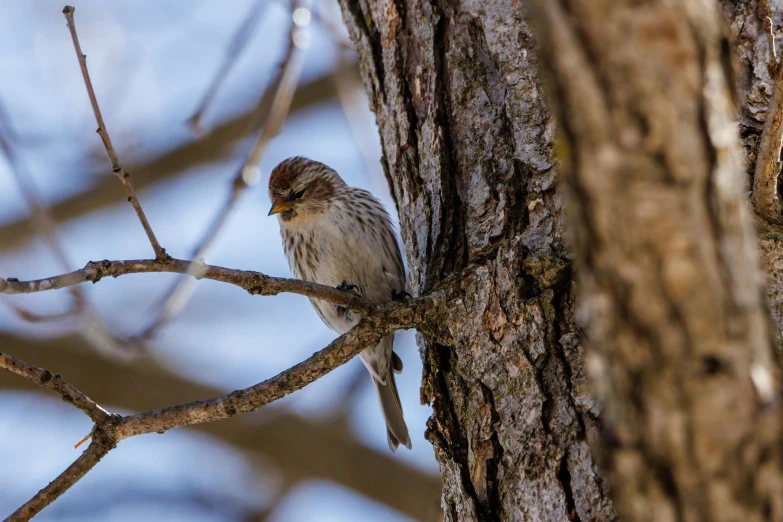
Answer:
[1, 276, 434, 521]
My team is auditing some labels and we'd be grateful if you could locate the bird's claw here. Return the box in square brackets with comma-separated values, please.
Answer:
[337, 280, 359, 293]
[336, 281, 360, 319]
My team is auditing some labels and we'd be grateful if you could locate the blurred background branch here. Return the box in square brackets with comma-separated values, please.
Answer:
[0, 99, 137, 357]
[135, 0, 310, 341]
[187, 0, 269, 134]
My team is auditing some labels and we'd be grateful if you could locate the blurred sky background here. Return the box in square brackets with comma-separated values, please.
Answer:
[0, 1, 441, 520]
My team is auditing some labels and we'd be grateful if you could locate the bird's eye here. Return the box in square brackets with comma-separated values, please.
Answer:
[292, 190, 305, 200]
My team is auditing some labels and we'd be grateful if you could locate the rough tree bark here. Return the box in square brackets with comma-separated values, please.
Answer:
[337, 0, 783, 521]
[526, 1, 783, 521]
[337, 1, 614, 520]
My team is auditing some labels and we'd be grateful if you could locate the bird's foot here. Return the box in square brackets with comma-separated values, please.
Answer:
[337, 280, 359, 293]
[392, 289, 412, 301]
[335, 280, 360, 319]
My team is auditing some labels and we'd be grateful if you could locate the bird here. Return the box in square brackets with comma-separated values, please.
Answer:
[267, 156, 412, 452]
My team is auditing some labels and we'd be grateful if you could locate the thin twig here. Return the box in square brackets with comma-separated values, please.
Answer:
[0, 258, 387, 316]
[0, 352, 109, 423]
[6, 442, 112, 522]
[135, 2, 310, 340]
[753, 56, 783, 224]
[62, 6, 165, 259]
[187, 0, 269, 133]
[0, 66, 351, 255]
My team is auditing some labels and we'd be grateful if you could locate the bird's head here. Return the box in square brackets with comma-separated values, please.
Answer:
[267, 157, 346, 223]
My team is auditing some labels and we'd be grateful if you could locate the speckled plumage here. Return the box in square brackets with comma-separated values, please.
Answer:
[268, 157, 411, 451]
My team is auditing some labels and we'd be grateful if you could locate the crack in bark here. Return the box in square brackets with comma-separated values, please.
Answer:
[557, 452, 580, 522]
[425, 343, 485, 521]
[478, 381, 504, 521]
[347, 0, 386, 103]
[428, 0, 468, 285]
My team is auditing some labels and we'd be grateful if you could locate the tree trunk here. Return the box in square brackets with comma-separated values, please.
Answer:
[526, 1, 783, 521]
[337, 1, 614, 520]
[338, 0, 783, 520]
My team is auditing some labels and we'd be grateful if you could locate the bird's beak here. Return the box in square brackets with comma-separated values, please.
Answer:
[268, 199, 291, 216]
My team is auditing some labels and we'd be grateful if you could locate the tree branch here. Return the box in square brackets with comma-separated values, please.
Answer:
[115, 318, 398, 439]
[6, 442, 112, 522]
[3, 306, 430, 521]
[0, 331, 441, 521]
[0, 352, 109, 423]
[62, 6, 165, 259]
[0, 258, 382, 316]
[0, 254, 442, 520]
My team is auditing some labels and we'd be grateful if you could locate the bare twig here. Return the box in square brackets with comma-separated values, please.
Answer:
[62, 6, 165, 259]
[6, 442, 112, 522]
[753, 58, 783, 224]
[0, 258, 401, 317]
[0, 352, 109, 423]
[136, 3, 311, 340]
[187, 0, 269, 133]
[0, 66, 352, 255]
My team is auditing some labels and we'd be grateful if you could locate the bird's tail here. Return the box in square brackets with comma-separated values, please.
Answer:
[373, 372, 412, 452]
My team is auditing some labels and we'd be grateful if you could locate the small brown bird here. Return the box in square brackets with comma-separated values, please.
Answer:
[268, 156, 411, 451]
